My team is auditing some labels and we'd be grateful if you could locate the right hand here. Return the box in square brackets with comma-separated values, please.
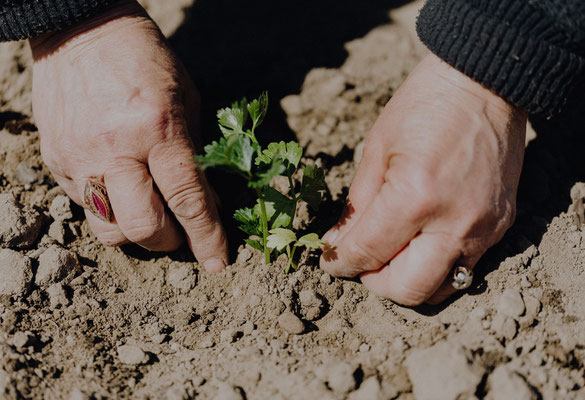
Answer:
[29, 0, 228, 272]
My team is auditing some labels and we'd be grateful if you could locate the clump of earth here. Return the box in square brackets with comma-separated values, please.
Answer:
[1, 1, 585, 399]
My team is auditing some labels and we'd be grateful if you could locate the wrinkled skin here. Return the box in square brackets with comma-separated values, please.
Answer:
[320, 54, 527, 305]
[30, 1, 228, 272]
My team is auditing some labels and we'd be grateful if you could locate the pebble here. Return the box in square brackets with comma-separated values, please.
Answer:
[0, 249, 33, 297]
[47, 283, 70, 310]
[12, 331, 34, 349]
[167, 263, 197, 293]
[497, 289, 526, 319]
[48, 221, 66, 245]
[117, 345, 149, 365]
[0, 194, 44, 248]
[215, 381, 245, 400]
[405, 341, 484, 400]
[49, 195, 73, 222]
[277, 311, 305, 335]
[199, 337, 215, 348]
[348, 376, 382, 400]
[487, 365, 538, 400]
[35, 245, 78, 288]
[151, 334, 168, 345]
[320, 273, 332, 285]
[220, 329, 239, 343]
[13, 163, 39, 185]
[327, 361, 358, 394]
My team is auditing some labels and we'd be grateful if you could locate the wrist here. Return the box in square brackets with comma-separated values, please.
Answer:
[29, 0, 147, 60]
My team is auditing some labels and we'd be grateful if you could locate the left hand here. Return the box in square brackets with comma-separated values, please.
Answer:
[319, 54, 527, 305]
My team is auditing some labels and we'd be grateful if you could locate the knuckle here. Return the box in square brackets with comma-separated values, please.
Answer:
[167, 186, 209, 222]
[95, 229, 127, 247]
[346, 240, 387, 272]
[123, 218, 162, 244]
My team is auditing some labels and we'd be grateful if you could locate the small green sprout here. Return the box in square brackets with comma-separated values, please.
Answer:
[195, 92, 327, 271]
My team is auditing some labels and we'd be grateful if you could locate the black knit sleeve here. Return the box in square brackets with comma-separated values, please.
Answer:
[0, 0, 118, 42]
[416, 0, 585, 116]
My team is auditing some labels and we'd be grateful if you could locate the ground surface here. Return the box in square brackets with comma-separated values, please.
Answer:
[1, 1, 585, 399]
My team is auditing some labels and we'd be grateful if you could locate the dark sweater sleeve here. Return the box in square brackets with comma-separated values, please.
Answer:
[416, 0, 585, 116]
[0, 0, 118, 42]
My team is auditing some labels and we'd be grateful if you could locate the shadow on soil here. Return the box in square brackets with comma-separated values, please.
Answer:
[167, 0, 412, 260]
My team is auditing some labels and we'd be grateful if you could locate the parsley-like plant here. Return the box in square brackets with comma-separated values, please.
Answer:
[196, 93, 326, 272]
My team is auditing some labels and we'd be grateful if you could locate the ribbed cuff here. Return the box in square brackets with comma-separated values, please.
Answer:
[416, 0, 585, 116]
[0, 0, 117, 42]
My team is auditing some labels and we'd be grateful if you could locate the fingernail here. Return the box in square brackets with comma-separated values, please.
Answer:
[203, 258, 226, 273]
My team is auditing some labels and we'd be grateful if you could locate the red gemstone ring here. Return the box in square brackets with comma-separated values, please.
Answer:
[83, 180, 114, 223]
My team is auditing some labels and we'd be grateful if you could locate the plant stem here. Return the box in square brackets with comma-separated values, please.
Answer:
[287, 174, 299, 229]
[285, 244, 297, 274]
[256, 188, 271, 264]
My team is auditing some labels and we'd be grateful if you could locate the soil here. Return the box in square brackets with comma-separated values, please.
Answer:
[2, 1, 585, 399]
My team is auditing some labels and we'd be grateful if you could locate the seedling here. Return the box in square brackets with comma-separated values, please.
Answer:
[195, 92, 326, 271]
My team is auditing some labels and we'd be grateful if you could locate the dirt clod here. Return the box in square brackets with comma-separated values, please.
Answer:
[0, 248, 33, 297]
[49, 195, 73, 222]
[277, 311, 305, 335]
[0, 194, 43, 248]
[487, 365, 538, 400]
[405, 341, 484, 400]
[35, 245, 78, 288]
[498, 289, 526, 319]
[117, 345, 149, 365]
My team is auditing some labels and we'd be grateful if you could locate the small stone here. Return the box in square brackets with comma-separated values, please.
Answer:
[47, 283, 70, 310]
[348, 376, 382, 400]
[405, 341, 484, 400]
[13, 163, 39, 185]
[48, 221, 66, 245]
[36, 245, 79, 288]
[49, 195, 73, 222]
[524, 295, 541, 318]
[117, 345, 149, 365]
[497, 289, 526, 319]
[320, 273, 332, 285]
[0, 249, 33, 297]
[327, 361, 358, 394]
[0, 194, 43, 248]
[278, 311, 305, 335]
[167, 263, 197, 293]
[216, 381, 245, 400]
[236, 247, 252, 263]
[12, 331, 33, 349]
[299, 289, 323, 321]
[487, 365, 538, 400]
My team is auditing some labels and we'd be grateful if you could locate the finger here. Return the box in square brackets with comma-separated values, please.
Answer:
[148, 137, 228, 272]
[322, 128, 388, 245]
[320, 180, 426, 278]
[83, 209, 129, 246]
[359, 232, 461, 306]
[105, 158, 184, 251]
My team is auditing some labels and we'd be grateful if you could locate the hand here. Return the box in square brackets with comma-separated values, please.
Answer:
[30, 1, 228, 272]
[320, 54, 527, 305]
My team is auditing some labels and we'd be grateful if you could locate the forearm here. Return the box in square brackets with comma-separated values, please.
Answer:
[417, 0, 585, 116]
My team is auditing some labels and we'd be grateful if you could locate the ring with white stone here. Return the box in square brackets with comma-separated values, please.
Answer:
[451, 266, 473, 290]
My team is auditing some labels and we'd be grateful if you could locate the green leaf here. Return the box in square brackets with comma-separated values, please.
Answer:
[255, 141, 303, 173]
[244, 239, 264, 251]
[300, 165, 326, 210]
[248, 158, 286, 188]
[234, 207, 262, 236]
[296, 233, 325, 249]
[267, 228, 297, 251]
[195, 134, 257, 176]
[247, 92, 268, 131]
[263, 187, 295, 229]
